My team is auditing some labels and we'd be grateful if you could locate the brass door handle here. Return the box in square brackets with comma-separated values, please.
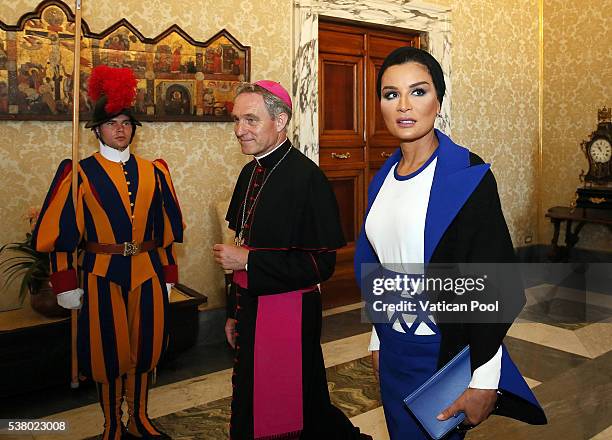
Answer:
[380, 152, 392, 158]
[331, 152, 351, 160]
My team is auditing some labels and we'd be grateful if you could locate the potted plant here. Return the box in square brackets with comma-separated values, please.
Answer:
[0, 208, 68, 318]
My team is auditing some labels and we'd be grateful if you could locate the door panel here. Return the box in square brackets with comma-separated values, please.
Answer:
[319, 53, 364, 147]
[367, 57, 400, 148]
[325, 168, 365, 244]
[319, 27, 364, 56]
[368, 34, 416, 59]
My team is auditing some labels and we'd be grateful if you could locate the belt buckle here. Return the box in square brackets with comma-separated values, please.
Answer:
[123, 241, 140, 256]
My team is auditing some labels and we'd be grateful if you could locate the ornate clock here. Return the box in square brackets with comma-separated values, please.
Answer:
[576, 107, 612, 209]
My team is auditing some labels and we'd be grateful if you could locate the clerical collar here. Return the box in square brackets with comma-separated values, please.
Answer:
[99, 141, 131, 163]
[254, 138, 290, 169]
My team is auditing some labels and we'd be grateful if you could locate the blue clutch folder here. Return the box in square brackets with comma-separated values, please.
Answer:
[403, 346, 471, 439]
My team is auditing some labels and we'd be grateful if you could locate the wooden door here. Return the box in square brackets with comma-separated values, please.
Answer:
[318, 20, 420, 308]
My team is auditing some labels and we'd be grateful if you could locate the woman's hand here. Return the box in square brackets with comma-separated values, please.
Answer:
[437, 388, 497, 426]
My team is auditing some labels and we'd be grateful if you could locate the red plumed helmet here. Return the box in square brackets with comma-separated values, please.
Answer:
[85, 65, 141, 128]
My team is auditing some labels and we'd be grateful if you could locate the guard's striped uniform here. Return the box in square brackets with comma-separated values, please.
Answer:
[33, 152, 184, 439]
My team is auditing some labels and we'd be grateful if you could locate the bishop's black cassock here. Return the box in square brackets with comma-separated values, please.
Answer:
[226, 139, 366, 440]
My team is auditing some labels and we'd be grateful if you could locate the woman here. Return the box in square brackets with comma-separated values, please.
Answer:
[354, 47, 546, 439]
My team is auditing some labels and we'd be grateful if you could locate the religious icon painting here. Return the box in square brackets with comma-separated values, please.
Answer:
[0, 0, 250, 122]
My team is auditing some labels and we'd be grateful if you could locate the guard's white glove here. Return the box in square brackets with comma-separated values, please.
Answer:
[57, 288, 84, 310]
[166, 283, 174, 301]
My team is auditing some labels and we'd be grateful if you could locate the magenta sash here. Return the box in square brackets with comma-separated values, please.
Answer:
[233, 269, 311, 439]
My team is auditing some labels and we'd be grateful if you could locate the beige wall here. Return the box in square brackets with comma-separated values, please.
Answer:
[449, 0, 540, 248]
[426, 0, 609, 252]
[1, 0, 609, 310]
[541, 0, 612, 250]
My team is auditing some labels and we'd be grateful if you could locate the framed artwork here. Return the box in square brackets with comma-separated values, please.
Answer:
[0, 0, 251, 122]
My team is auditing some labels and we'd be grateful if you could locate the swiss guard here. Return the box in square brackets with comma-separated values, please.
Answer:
[33, 65, 184, 440]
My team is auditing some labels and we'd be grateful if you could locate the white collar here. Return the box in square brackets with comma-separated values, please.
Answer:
[254, 137, 288, 161]
[99, 141, 131, 163]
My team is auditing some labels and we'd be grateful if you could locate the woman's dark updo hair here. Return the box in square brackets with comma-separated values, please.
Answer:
[376, 46, 446, 106]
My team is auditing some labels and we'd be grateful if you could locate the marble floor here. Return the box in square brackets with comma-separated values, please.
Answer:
[1, 280, 611, 440]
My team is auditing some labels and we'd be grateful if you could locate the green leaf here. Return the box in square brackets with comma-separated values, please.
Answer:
[1, 232, 50, 304]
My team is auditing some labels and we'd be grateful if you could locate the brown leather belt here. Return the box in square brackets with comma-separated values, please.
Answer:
[85, 240, 158, 256]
